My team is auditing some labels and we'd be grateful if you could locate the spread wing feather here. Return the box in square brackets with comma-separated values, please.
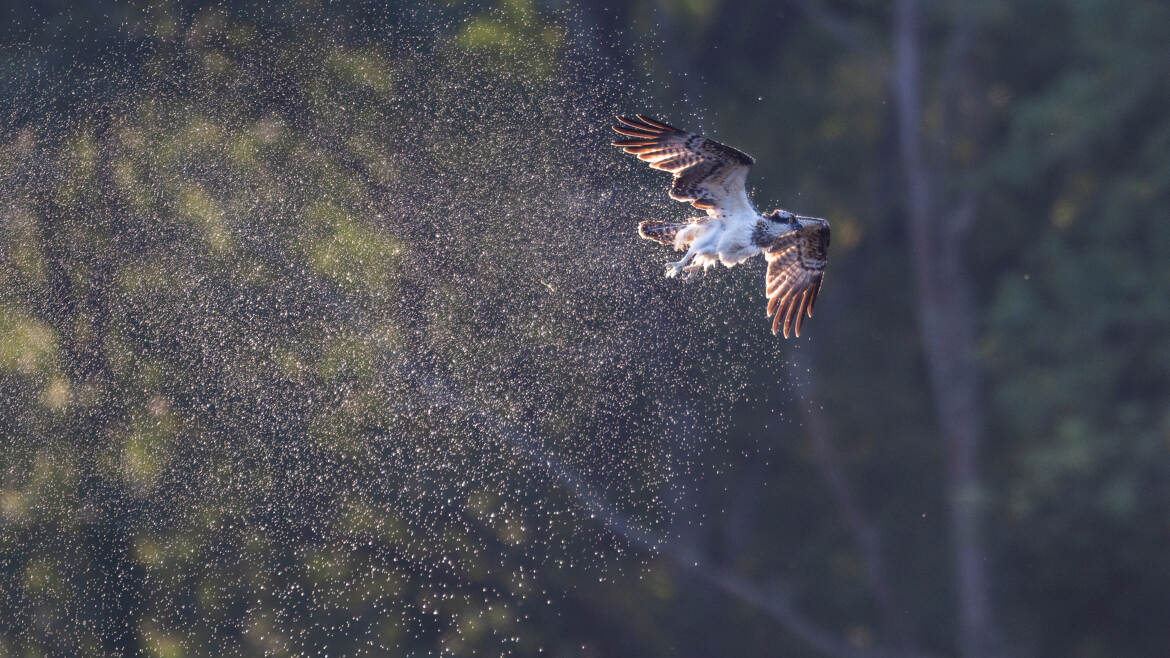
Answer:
[763, 222, 830, 338]
[611, 115, 756, 217]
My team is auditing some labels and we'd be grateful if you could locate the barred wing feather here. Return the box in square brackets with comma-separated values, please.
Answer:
[763, 223, 830, 338]
[611, 115, 756, 218]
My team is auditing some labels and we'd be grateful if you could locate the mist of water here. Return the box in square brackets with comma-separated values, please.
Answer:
[0, 4, 801, 654]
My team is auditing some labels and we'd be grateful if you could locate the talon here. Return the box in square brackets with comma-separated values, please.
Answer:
[675, 263, 704, 282]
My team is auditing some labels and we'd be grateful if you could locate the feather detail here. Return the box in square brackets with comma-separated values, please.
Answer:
[610, 115, 755, 216]
[763, 220, 830, 338]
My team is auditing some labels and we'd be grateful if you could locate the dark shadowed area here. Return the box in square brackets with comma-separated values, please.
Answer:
[1, 1, 1168, 657]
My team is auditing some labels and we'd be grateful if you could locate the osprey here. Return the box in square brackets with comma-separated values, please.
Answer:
[611, 115, 830, 338]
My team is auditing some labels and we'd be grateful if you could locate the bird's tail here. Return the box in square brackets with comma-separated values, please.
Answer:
[638, 220, 689, 249]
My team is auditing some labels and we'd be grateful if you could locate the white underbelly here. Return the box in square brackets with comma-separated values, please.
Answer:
[715, 220, 759, 266]
[678, 216, 761, 270]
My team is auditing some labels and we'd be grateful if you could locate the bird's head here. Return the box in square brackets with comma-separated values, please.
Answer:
[796, 215, 828, 227]
[767, 209, 795, 223]
[771, 210, 828, 231]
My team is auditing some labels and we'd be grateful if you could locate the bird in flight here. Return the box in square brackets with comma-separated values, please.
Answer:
[611, 115, 830, 338]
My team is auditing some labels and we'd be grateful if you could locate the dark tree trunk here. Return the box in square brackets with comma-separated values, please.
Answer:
[892, 1, 999, 656]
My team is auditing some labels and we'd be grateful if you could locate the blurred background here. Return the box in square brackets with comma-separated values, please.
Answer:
[1, 1, 1168, 657]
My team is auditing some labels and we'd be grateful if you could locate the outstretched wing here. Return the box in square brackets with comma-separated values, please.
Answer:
[764, 221, 830, 338]
[611, 115, 756, 217]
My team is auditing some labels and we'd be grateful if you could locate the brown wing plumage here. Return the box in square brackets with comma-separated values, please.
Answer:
[611, 115, 755, 215]
[764, 221, 830, 338]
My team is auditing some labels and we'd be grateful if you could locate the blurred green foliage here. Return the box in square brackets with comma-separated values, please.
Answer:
[0, 1, 1168, 657]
